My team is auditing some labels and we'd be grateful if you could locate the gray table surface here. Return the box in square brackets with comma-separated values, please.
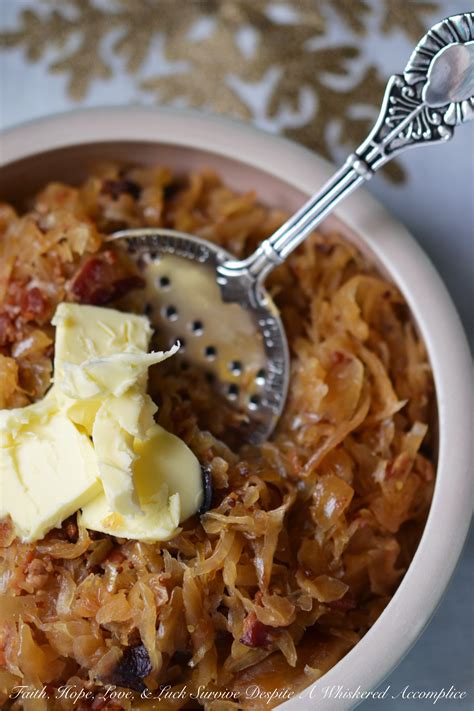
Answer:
[0, 1, 473, 708]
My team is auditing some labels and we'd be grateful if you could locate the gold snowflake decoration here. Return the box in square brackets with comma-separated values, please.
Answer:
[0, 0, 440, 182]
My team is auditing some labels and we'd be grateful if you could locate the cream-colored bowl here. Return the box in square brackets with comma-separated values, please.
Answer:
[0, 107, 472, 709]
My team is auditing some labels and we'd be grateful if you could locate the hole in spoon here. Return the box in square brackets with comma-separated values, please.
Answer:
[163, 305, 178, 321]
[229, 360, 242, 375]
[205, 345, 217, 360]
[158, 275, 171, 289]
[190, 320, 204, 335]
[248, 394, 260, 411]
[227, 383, 239, 400]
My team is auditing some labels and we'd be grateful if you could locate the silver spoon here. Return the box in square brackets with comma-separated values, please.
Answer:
[110, 12, 474, 444]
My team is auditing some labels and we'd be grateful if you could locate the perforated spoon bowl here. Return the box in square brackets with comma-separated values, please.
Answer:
[110, 12, 474, 443]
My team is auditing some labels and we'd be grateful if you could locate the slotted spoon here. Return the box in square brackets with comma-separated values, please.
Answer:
[110, 12, 474, 443]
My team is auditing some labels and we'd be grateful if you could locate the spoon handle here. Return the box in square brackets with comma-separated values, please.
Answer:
[218, 12, 474, 298]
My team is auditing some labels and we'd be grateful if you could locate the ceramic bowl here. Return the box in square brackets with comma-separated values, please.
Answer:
[0, 107, 472, 710]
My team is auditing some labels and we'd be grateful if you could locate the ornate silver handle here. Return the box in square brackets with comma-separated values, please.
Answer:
[218, 12, 474, 305]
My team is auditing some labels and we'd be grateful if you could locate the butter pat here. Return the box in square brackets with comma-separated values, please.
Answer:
[134, 425, 204, 522]
[52, 303, 152, 369]
[91, 391, 153, 515]
[80, 488, 181, 544]
[80, 425, 203, 542]
[52, 303, 177, 515]
[0, 408, 101, 542]
[51, 303, 154, 431]
[60, 350, 179, 400]
[0, 390, 56, 447]
[1, 302, 203, 543]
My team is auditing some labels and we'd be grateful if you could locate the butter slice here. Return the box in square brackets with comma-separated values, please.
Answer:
[91, 390, 155, 515]
[80, 425, 203, 542]
[134, 424, 204, 521]
[60, 350, 179, 401]
[1, 302, 203, 543]
[52, 303, 153, 432]
[0, 390, 56, 446]
[52, 303, 151, 435]
[0, 409, 101, 542]
[52, 303, 152, 368]
[80, 487, 181, 544]
[52, 303, 178, 515]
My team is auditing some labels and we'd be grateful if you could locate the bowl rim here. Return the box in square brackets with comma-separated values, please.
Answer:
[1, 106, 472, 710]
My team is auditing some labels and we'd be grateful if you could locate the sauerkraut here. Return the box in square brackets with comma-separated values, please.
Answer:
[0, 165, 435, 710]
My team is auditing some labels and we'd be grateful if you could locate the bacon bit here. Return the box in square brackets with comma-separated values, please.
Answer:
[63, 516, 79, 543]
[326, 593, 357, 612]
[240, 611, 273, 648]
[224, 491, 239, 508]
[52, 516, 79, 542]
[331, 350, 351, 365]
[20, 287, 50, 322]
[69, 249, 144, 305]
[22, 551, 35, 572]
[101, 179, 142, 201]
[0, 518, 15, 547]
[169, 402, 197, 436]
[88, 529, 104, 541]
[0, 313, 16, 346]
[104, 547, 126, 567]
